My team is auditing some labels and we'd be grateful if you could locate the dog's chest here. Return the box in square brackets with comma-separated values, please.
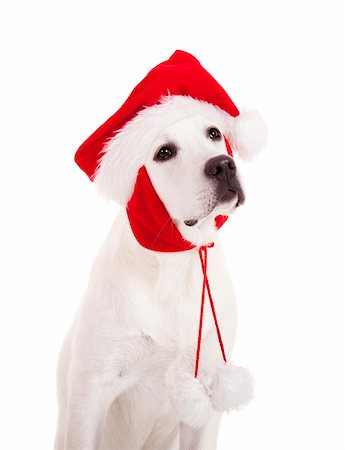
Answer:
[139, 256, 218, 350]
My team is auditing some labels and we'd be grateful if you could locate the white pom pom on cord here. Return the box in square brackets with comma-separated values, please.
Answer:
[230, 109, 267, 161]
[210, 363, 254, 412]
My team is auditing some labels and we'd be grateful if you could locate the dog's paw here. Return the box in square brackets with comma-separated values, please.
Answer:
[210, 363, 254, 412]
[166, 370, 213, 429]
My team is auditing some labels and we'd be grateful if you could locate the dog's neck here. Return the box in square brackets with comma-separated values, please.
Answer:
[99, 209, 220, 300]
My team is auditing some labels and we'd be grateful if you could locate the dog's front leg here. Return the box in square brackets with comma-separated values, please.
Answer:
[165, 350, 223, 450]
[62, 334, 154, 450]
[166, 333, 253, 450]
[179, 411, 222, 450]
[165, 351, 213, 430]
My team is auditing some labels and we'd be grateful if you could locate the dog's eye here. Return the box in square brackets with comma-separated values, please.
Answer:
[154, 145, 177, 161]
[208, 127, 221, 140]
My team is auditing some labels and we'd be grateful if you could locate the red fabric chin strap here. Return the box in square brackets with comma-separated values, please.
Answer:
[126, 166, 195, 252]
[126, 166, 228, 252]
[126, 137, 234, 377]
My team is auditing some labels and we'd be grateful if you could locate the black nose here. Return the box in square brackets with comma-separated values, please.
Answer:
[204, 155, 236, 181]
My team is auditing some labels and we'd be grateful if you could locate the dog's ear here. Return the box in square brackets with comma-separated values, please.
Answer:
[227, 109, 267, 161]
[93, 121, 150, 206]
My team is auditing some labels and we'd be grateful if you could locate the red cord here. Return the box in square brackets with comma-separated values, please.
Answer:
[194, 244, 227, 378]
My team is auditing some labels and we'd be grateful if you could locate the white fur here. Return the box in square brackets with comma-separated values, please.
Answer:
[55, 97, 258, 449]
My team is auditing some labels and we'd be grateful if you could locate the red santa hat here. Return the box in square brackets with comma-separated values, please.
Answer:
[75, 50, 266, 193]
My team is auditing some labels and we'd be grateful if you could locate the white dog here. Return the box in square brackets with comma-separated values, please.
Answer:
[54, 54, 266, 450]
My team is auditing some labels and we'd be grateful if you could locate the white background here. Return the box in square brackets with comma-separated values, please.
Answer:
[0, 1, 344, 449]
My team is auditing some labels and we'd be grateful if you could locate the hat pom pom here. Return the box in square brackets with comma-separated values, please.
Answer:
[231, 109, 267, 161]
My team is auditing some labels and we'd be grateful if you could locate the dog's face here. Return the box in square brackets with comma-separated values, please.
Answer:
[94, 95, 266, 247]
[145, 115, 245, 245]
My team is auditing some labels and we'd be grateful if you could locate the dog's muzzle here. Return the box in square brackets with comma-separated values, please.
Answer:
[204, 155, 245, 206]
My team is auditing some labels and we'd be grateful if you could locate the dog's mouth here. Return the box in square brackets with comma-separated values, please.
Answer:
[183, 189, 244, 227]
[220, 188, 245, 207]
[184, 219, 199, 227]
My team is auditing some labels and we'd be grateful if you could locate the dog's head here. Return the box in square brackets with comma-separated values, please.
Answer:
[94, 95, 266, 246]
